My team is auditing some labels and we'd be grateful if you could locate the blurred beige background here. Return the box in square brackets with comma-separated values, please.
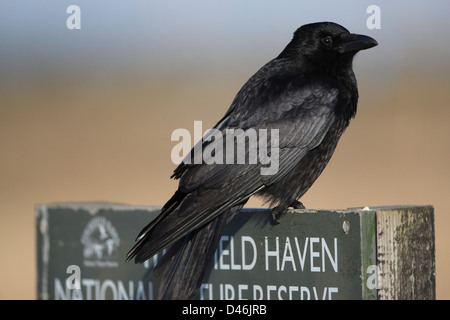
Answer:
[1, 1, 449, 299]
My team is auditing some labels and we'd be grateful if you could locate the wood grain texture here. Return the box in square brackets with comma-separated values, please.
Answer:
[376, 206, 435, 300]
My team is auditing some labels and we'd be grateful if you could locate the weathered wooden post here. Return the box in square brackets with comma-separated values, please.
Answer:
[36, 204, 435, 300]
[375, 206, 435, 299]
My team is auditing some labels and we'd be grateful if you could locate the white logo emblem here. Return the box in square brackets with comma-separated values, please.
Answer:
[81, 216, 120, 267]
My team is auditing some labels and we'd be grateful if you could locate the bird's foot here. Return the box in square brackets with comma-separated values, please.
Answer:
[290, 200, 306, 209]
[271, 200, 306, 224]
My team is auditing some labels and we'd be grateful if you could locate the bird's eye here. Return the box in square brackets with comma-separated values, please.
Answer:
[321, 36, 333, 47]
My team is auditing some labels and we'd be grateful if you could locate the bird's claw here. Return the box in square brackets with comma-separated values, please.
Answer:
[271, 200, 306, 224]
[291, 200, 306, 209]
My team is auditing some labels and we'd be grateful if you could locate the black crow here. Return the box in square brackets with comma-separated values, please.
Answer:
[126, 22, 377, 299]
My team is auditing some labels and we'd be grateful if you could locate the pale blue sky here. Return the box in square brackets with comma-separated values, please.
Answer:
[0, 1, 449, 82]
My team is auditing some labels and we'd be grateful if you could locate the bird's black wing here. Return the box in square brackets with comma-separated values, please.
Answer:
[127, 68, 340, 263]
[177, 69, 340, 190]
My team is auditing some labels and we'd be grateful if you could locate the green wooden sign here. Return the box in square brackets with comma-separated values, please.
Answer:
[36, 203, 433, 300]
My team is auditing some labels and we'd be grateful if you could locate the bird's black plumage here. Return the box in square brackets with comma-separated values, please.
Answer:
[126, 22, 377, 299]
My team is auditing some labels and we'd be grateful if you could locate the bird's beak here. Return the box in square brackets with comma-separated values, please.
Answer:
[337, 34, 378, 54]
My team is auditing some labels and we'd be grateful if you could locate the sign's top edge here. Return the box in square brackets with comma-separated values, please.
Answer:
[346, 204, 433, 212]
[34, 203, 433, 216]
[35, 202, 162, 213]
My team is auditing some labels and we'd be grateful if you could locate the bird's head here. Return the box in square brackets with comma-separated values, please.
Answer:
[278, 22, 378, 71]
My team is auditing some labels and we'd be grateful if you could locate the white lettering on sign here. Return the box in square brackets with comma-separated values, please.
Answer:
[204, 234, 341, 300]
[54, 278, 154, 300]
[199, 282, 339, 300]
[214, 235, 338, 272]
[213, 236, 258, 271]
[241, 236, 257, 270]
[54, 234, 342, 300]
[264, 236, 338, 272]
[55, 276, 338, 300]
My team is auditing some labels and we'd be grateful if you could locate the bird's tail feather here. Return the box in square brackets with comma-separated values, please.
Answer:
[126, 190, 186, 263]
[155, 204, 244, 300]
